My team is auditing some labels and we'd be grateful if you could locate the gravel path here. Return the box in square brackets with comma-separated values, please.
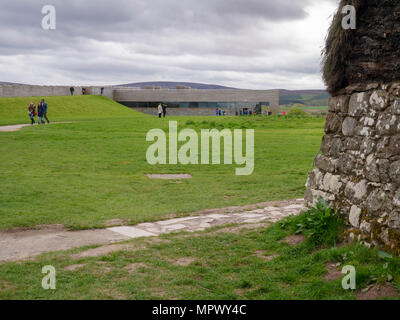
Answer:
[0, 122, 74, 132]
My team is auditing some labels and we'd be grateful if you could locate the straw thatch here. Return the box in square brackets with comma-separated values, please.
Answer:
[323, 0, 400, 94]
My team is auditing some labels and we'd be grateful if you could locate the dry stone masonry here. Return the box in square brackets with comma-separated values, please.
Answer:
[306, 82, 400, 252]
[310, 0, 400, 253]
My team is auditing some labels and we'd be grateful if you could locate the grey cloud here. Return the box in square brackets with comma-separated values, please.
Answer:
[0, 0, 337, 89]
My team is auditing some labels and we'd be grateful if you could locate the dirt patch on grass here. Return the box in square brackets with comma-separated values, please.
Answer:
[125, 263, 149, 273]
[168, 257, 196, 266]
[0, 280, 14, 291]
[356, 283, 399, 300]
[147, 174, 192, 180]
[282, 234, 306, 246]
[234, 288, 247, 298]
[92, 262, 113, 275]
[71, 244, 144, 260]
[0, 224, 65, 235]
[205, 222, 270, 236]
[151, 288, 168, 298]
[99, 288, 126, 300]
[63, 264, 86, 271]
[145, 238, 172, 245]
[323, 263, 342, 281]
[253, 250, 279, 262]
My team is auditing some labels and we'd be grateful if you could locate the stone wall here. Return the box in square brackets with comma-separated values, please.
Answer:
[305, 82, 400, 252]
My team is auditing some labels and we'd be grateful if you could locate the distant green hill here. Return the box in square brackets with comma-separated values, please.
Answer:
[279, 89, 330, 106]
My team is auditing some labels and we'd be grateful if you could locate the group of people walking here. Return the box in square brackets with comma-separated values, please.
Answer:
[158, 103, 167, 118]
[216, 108, 226, 116]
[28, 99, 50, 125]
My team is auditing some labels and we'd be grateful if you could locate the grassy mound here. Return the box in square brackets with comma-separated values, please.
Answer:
[0, 95, 142, 125]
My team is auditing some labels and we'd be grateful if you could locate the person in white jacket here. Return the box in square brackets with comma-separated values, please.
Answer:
[158, 103, 163, 118]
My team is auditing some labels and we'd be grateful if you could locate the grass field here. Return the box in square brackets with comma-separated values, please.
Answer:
[0, 95, 325, 230]
[1, 219, 399, 300]
[1, 95, 399, 301]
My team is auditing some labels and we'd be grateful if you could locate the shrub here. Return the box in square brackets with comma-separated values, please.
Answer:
[287, 107, 310, 117]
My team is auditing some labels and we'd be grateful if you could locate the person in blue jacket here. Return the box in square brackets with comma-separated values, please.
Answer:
[37, 101, 45, 124]
[41, 99, 50, 124]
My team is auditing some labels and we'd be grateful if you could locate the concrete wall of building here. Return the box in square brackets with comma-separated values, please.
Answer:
[131, 107, 237, 117]
[113, 88, 280, 113]
[0, 84, 114, 99]
[0, 85, 278, 113]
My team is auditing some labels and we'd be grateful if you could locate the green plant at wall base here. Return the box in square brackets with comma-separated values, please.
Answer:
[296, 197, 345, 246]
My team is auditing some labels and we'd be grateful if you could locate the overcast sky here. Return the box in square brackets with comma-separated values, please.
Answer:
[0, 0, 339, 89]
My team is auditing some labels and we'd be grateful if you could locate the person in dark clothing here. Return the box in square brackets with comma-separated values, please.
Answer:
[101, 87, 104, 95]
[82, 88, 86, 95]
[70, 87, 75, 96]
[28, 102, 36, 125]
[41, 99, 50, 123]
[37, 102, 45, 124]
[162, 104, 167, 118]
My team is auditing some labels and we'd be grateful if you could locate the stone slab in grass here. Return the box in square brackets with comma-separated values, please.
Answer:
[146, 174, 192, 180]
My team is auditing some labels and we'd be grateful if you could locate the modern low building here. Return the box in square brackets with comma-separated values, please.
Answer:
[0, 83, 280, 115]
[113, 86, 280, 115]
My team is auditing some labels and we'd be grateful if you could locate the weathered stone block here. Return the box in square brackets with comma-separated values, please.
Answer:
[357, 126, 374, 137]
[315, 155, 337, 173]
[344, 137, 362, 151]
[321, 135, 343, 157]
[345, 180, 368, 203]
[324, 113, 342, 133]
[365, 154, 380, 182]
[349, 92, 370, 116]
[376, 113, 398, 135]
[393, 99, 400, 115]
[328, 95, 350, 113]
[388, 211, 400, 229]
[389, 160, 400, 184]
[337, 153, 356, 175]
[360, 221, 372, 233]
[369, 90, 389, 111]
[360, 137, 376, 156]
[349, 205, 362, 227]
[366, 190, 387, 213]
[322, 173, 342, 193]
[361, 117, 376, 127]
[305, 169, 323, 189]
[394, 189, 400, 207]
[342, 117, 358, 136]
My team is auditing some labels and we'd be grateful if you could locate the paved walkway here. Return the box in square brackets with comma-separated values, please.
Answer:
[0, 199, 304, 262]
[0, 122, 74, 132]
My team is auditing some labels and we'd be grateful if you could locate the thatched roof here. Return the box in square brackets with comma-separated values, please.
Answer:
[323, 0, 400, 94]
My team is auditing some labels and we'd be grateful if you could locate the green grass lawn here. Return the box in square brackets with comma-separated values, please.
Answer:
[1, 96, 398, 301]
[0, 219, 399, 300]
[0, 95, 135, 126]
[0, 95, 325, 230]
